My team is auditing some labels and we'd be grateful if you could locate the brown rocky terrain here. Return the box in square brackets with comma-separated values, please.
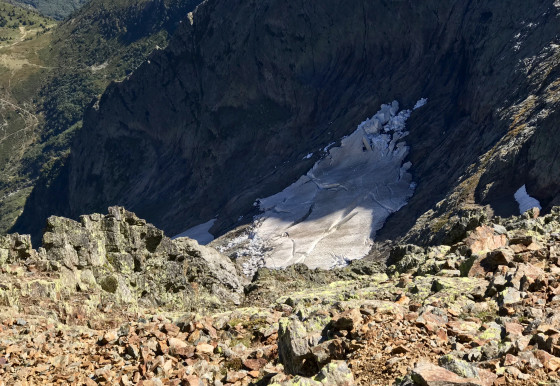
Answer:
[2, 206, 560, 384]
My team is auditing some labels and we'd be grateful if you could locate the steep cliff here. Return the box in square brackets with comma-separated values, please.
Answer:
[0, 0, 203, 236]
[13, 0, 560, 247]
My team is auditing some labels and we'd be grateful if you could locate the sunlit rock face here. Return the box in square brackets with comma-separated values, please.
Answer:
[219, 100, 425, 273]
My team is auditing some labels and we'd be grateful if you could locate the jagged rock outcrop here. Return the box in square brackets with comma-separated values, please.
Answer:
[12, 0, 560, 246]
[43, 206, 243, 308]
[1, 207, 243, 314]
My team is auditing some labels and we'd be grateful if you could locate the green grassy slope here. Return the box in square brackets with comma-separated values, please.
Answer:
[0, 1, 56, 231]
[0, 2, 53, 43]
[41, 0, 199, 138]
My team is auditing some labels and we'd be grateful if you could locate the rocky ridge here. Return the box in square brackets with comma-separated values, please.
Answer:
[2, 207, 560, 384]
[0, 206, 243, 320]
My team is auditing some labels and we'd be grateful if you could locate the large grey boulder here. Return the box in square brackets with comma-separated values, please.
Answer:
[278, 317, 322, 376]
[174, 237, 243, 305]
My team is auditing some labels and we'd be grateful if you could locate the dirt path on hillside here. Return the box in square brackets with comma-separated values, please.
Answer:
[0, 98, 39, 144]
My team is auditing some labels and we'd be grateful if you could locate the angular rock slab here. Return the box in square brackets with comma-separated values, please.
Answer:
[411, 362, 484, 386]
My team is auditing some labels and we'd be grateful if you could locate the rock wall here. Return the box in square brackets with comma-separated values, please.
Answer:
[10, 0, 560, 246]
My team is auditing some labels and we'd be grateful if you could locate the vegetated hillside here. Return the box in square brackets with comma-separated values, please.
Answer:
[12, 0, 560, 245]
[0, 1, 52, 41]
[0, 1, 56, 234]
[41, 0, 202, 139]
[0, 0, 203, 236]
[6, 0, 87, 20]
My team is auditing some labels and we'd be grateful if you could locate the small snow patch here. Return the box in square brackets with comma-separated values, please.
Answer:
[173, 219, 216, 245]
[514, 184, 541, 214]
[90, 62, 108, 73]
[413, 98, 428, 110]
[302, 153, 313, 160]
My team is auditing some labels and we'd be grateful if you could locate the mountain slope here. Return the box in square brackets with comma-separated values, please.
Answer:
[0, 0, 203, 236]
[13, 0, 560, 247]
[40, 0, 203, 138]
[7, 0, 87, 20]
[1, 205, 560, 384]
[0, 1, 56, 233]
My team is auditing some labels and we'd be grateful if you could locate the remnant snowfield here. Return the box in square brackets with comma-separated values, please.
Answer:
[173, 219, 216, 244]
[219, 100, 426, 273]
[514, 184, 541, 214]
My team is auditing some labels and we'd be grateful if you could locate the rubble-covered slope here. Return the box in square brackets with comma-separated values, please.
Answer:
[2, 207, 560, 384]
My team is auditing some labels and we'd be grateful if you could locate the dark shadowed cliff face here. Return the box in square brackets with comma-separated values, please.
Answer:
[13, 0, 560, 242]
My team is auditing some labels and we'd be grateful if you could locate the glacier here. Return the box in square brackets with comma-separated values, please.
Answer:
[219, 100, 426, 274]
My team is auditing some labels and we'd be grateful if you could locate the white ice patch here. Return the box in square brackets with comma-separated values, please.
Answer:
[414, 98, 428, 110]
[173, 219, 216, 245]
[514, 185, 541, 214]
[303, 153, 314, 160]
[221, 100, 426, 274]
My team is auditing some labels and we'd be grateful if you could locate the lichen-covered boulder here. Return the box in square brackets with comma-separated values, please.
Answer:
[407, 361, 484, 386]
[0, 233, 35, 265]
[278, 317, 323, 375]
[270, 361, 354, 386]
